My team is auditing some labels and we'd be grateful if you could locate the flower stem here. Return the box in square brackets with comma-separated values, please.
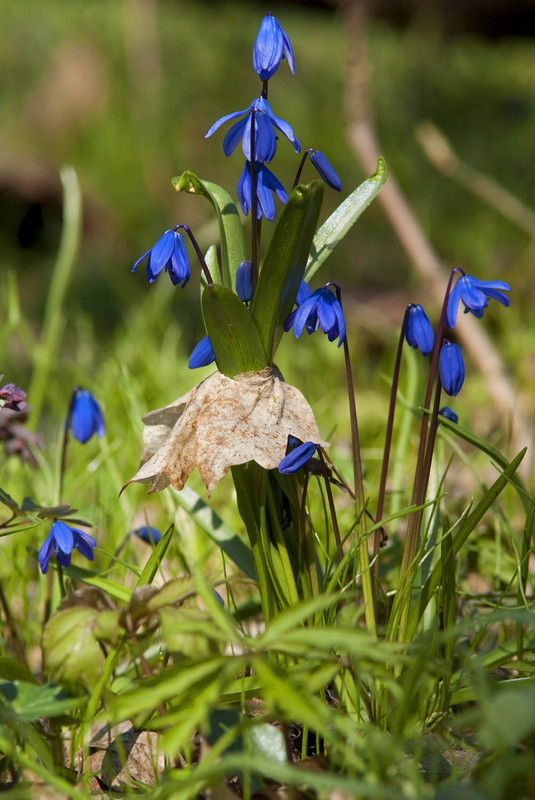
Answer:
[175, 225, 214, 286]
[335, 286, 376, 635]
[293, 148, 313, 189]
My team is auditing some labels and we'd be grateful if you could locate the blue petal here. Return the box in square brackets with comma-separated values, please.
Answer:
[292, 295, 318, 339]
[189, 336, 216, 369]
[167, 233, 190, 287]
[38, 531, 55, 574]
[316, 293, 338, 336]
[146, 231, 176, 281]
[205, 104, 252, 139]
[222, 116, 248, 156]
[72, 529, 96, 561]
[51, 520, 74, 556]
[131, 247, 152, 274]
[310, 151, 342, 191]
[446, 279, 463, 328]
[278, 441, 318, 474]
[406, 304, 434, 355]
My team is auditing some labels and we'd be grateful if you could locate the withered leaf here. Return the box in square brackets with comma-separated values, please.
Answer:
[126, 367, 328, 496]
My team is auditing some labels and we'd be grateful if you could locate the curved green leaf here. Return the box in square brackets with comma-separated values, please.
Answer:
[173, 171, 246, 289]
[202, 284, 268, 376]
[305, 156, 387, 282]
[252, 180, 324, 360]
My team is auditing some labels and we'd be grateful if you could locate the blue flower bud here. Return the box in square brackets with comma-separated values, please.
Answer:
[278, 441, 318, 474]
[439, 407, 459, 424]
[309, 150, 342, 191]
[71, 389, 105, 444]
[253, 14, 295, 81]
[189, 336, 216, 369]
[236, 260, 253, 302]
[405, 304, 434, 356]
[133, 525, 162, 545]
[440, 341, 465, 396]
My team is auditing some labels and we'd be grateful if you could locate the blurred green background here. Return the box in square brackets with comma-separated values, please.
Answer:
[1, 0, 534, 411]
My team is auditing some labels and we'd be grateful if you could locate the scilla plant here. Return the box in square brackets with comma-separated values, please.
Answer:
[1, 12, 532, 799]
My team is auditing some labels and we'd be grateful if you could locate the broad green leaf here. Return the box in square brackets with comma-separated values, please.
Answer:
[171, 485, 256, 579]
[42, 607, 110, 688]
[172, 171, 246, 289]
[252, 180, 324, 360]
[202, 283, 268, 375]
[0, 681, 84, 721]
[305, 156, 387, 282]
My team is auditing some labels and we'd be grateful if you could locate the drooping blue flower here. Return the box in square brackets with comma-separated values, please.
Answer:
[237, 161, 288, 220]
[132, 230, 190, 287]
[440, 341, 465, 397]
[278, 440, 318, 474]
[284, 281, 316, 335]
[309, 150, 342, 191]
[38, 520, 96, 574]
[189, 336, 216, 369]
[439, 407, 459, 424]
[206, 96, 300, 163]
[133, 525, 162, 545]
[71, 390, 105, 444]
[287, 286, 346, 347]
[236, 260, 253, 302]
[405, 304, 435, 356]
[447, 273, 511, 328]
[253, 13, 295, 81]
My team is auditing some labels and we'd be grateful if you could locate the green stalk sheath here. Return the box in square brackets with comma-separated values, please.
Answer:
[29, 166, 82, 424]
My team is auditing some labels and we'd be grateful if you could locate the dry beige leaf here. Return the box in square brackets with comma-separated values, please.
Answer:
[126, 367, 328, 496]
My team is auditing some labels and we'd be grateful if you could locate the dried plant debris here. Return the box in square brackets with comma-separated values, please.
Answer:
[126, 368, 328, 496]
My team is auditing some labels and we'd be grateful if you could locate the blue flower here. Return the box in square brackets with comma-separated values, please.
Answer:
[205, 96, 300, 163]
[71, 390, 105, 444]
[253, 13, 295, 81]
[38, 520, 96, 574]
[132, 230, 190, 287]
[236, 260, 253, 302]
[309, 151, 342, 191]
[133, 525, 162, 545]
[286, 286, 346, 347]
[405, 304, 434, 356]
[440, 341, 465, 397]
[278, 440, 318, 474]
[447, 273, 511, 328]
[237, 161, 288, 220]
[439, 407, 459, 424]
[188, 336, 216, 369]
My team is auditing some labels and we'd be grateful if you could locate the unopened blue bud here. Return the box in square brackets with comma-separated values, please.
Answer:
[71, 389, 105, 444]
[189, 336, 216, 369]
[236, 261, 253, 302]
[310, 150, 342, 191]
[439, 407, 459, 424]
[405, 304, 434, 356]
[278, 441, 318, 474]
[253, 14, 295, 81]
[440, 341, 465, 396]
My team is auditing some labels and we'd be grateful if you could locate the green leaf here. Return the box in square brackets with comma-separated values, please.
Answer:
[0, 657, 39, 685]
[42, 607, 109, 688]
[406, 448, 526, 639]
[136, 523, 174, 587]
[172, 171, 246, 289]
[0, 487, 21, 513]
[305, 156, 387, 282]
[252, 180, 324, 360]
[61, 564, 131, 603]
[0, 681, 85, 721]
[171, 485, 256, 579]
[202, 283, 268, 376]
